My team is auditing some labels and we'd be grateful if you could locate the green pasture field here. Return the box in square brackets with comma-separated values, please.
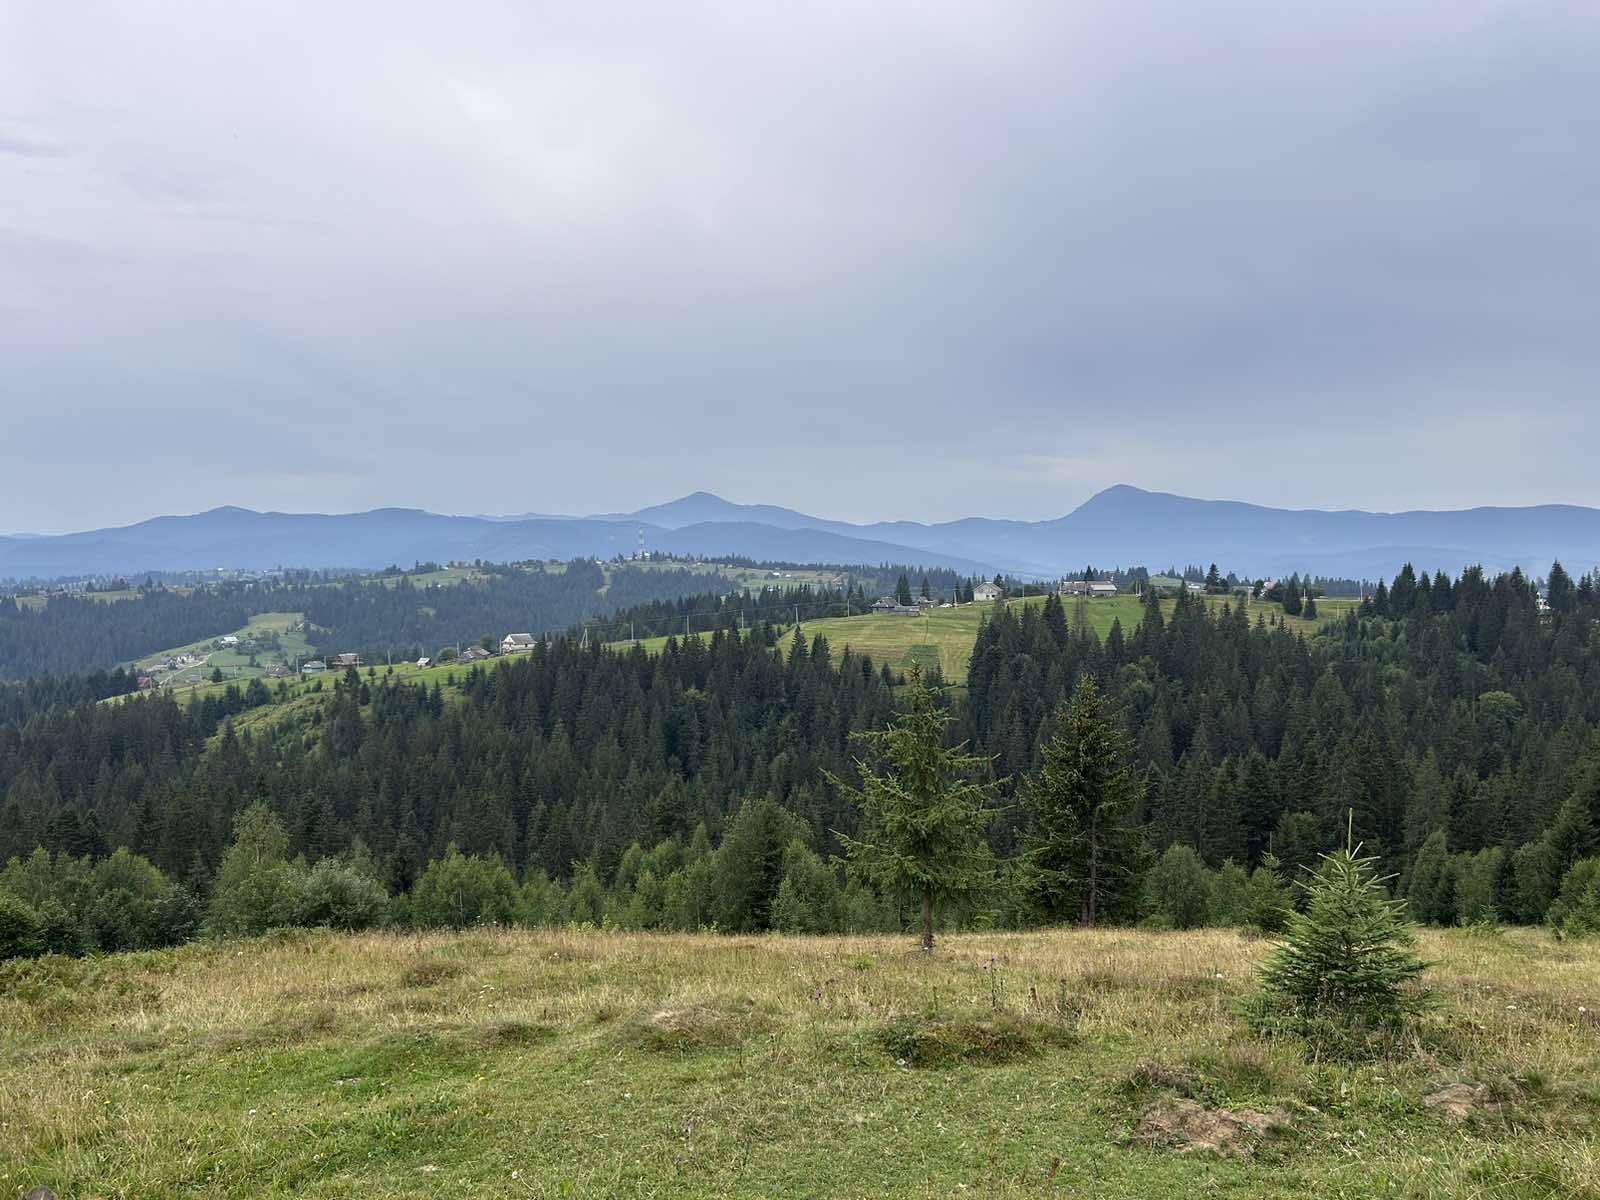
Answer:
[370, 566, 484, 588]
[3, 925, 1595, 1198]
[609, 593, 1355, 686]
[10, 588, 151, 610]
[122, 612, 317, 692]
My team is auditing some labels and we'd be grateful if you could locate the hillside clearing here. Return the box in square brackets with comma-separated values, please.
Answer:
[612, 594, 1355, 685]
[2, 926, 1594, 1198]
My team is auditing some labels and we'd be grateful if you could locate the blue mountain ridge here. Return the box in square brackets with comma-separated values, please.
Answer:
[4, 486, 1597, 583]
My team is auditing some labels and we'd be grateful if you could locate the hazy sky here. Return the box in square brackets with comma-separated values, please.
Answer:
[3, 1, 1597, 533]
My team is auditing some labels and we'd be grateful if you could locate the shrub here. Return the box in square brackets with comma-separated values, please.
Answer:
[1547, 856, 1600, 937]
[562, 863, 607, 927]
[291, 859, 391, 930]
[1209, 860, 1252, 926]
[207, 805, 302, 936]
[409, 846, 525, 929]
[1244, 854, 1293, 933]
[0, 892, 44, 960]
[768, 840, 843, 934]
[521, 870, 566, 926]
[1142, 845, 1211, 929]
[1453, 846, 1507, 926]
[35, 897, 83, 956]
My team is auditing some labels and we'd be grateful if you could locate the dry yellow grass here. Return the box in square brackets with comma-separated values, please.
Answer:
[2, 926, 1597, 1198]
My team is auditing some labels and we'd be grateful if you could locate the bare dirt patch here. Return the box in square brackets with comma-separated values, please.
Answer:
[627, 1005, 765, 1054]
[1423, 1082, 1508, 1123]
[1134, 1099, 1289, 1155]
[400, 958, 466, 988]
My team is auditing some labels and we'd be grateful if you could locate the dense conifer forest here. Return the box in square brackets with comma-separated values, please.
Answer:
[4, 561, 1600, 960]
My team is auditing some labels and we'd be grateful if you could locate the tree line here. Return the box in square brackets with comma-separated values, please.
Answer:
[5, 561, 1600, 959]
[0, 559, 987, 681]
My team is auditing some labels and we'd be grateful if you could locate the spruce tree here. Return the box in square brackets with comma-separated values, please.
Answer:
[896, 573, 913, 606]
[1405, 829, 1456, 925]
[831, 666, 996, 951]
[1282, 575, 1303, 616]
[1256, 842, 1430, 1039]
[1017, 677, 1150, 927]
[1548, 560, 1575, 613]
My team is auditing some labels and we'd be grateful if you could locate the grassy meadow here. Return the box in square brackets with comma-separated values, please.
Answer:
[128, 612, 317, 687]
[613, 593, 1356, 685]
[118, 590, 1359, 707]
[2, 926, 1596, 1198]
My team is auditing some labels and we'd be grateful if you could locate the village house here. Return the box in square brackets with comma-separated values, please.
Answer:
[459, 646, 491, 663]
[501, 633, 537, 654]
[416, 656, 432, 668]
[218, 635, 240, 648]
[1059, 579, 1120, 598]
[331, 653, 363, 669]
[973, 581, 1003, 602]
[871, 596, 921, 616]
[300, 660, 327, 674]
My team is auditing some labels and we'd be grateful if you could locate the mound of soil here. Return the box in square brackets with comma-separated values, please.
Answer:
[1135, 1098, 1289, 1155]
[1423, 1082, 1506, 1123]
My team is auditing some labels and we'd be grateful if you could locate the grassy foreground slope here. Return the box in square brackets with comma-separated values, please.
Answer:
[3, 927, 1596, 1198]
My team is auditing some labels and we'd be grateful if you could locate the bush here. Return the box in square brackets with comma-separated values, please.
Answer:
[1209, 861, 1252, 926]
[769, 841, 843, 934]
[409, 846, 525, 929]
[291, 859, 391, 930]
[521, 870, 566, 926]
[562, 863, 607, 926]
[1244, 855, 1293, 933]
[1252, 848, 1430, 1049]
[1453, 846, 1507, 926]
[1142, 845, 1211, 929]
[35, 897, 83, 956]
[1547, 856, 1600, 937]
[207, 805, 301, 936]
[0, 892, 44, 960]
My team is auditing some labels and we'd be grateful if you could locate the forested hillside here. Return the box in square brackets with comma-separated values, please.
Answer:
[5, 562, 1600, 961]
[0, 560, 973, 680]
[0, 563, 729, 679]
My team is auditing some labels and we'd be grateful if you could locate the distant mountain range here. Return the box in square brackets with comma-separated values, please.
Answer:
[4, 486, 1597, 584]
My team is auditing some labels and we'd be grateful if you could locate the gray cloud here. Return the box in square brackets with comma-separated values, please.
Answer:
[2, 1, 1597, 532]
[0, 130, 68, 158]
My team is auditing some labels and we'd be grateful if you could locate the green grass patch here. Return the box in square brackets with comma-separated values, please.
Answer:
[5, 927, 1594, 1197]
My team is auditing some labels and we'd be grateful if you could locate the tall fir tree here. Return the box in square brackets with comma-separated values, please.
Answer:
[1017, 677, 1150, 927]
[830, 667, 996, 950]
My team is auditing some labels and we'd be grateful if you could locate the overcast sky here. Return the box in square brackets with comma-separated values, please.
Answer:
[3, 1, 1597, 533]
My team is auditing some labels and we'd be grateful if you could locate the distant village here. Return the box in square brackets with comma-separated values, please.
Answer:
[119, 562, 1557, 693]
